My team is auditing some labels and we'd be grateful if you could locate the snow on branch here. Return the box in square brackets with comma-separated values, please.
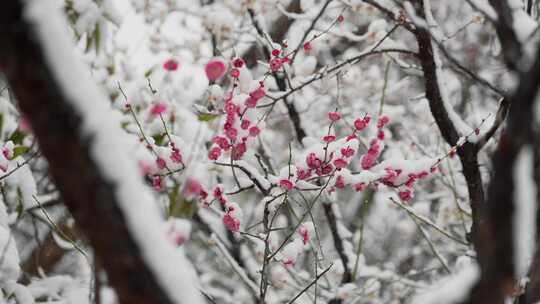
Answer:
[1, 0, 205, 303]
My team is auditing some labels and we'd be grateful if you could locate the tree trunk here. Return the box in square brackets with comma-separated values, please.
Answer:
[0, 2, 180, 303]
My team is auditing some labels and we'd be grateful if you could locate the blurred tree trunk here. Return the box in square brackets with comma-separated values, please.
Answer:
[0, 2, 177, 303]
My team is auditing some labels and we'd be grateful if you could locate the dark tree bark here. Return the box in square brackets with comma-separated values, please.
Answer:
[415, 28, 485, 243]
[0, 2, 180, 303]
[471, 46, 540, 302]
[410, 1, 539, 302]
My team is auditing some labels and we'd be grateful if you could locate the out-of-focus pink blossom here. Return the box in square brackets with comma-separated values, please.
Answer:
[150, 102, 167, 116]
[232, 58, 245, 68]
[163, 58, 179, 71]
[152, 176, 163, 191]
[205, 58, 227, 82]
[245, 96, 258, 108]
[230, 68, 240, 78]
[213, 136, 230, 150]
[249, 126, 261, 137]
[223, 213, 240, 232]
[225, 127, 238, 141]
[170, 146, 182, 164]
[399, 189, 413, 201]
[377, 130, 385, 140]
[377, 115, 390, 128]
[241, 119, 251, 130]
[185, 178, 203, 198]
[19, 117, 32, 133]
[361, 152, 377, 170]
[306, 153, 321, 169]
[354, 182, 366, 192]
[341, 147, 355, 157]
[335, 175, 345, 189]
[250, 87, 265, 100]
[333, 158, 348, 169]
[296, 168, 311, 180]
[156, 157, 167, 170]
[208, 147, 221, 160]
[303, 42, 312, 52]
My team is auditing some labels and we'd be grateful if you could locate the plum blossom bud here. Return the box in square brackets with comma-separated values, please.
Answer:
[205, 58, 227, 82]
[297, 222, 315, 245]
[377, 115, 390, 128]
[249, 126, 261, 137]
[163, 58, 179, 71]
[223, 202, 242, 232]
[156, 157, 167, 170]
[250, 87, 265, 100]
[223, 213, 240, 232]
[2, 142, 14, 160]
[341, 147, 355, 157]
[185, 178, 204, 198]
[280, 238, 303, 268]
[399, 189, 413, 201]
[333, 158, 348, 170]
[230, 68, 240, 78]
[150, 102, 167, 116]
[241, 119, 251, 130]
[152, 176, 162, 191]
[306, 153, 321, 169]
[335, 175, 345, 189]
[328, 111, 341, 121]
[361, 152, 377, 170]
[303, 42, 312, 52]
[245, 96, 258, 108]
[231, 142, 247, 160]
[232, 57, 245, 68]
[208, 146, 221, 160]
[323, 135, 336, 143]
[354, 116, 370, 131]
[377, 130, 385, 140]
[296, 168, 311, 180]
[170, 146, 182, 164]
[269, 58, 283, 72]
[225, 127, 238, 141]
[354, 182, 366, 192]
[279, 179, 295, 190]
[213, 136, 230, 150]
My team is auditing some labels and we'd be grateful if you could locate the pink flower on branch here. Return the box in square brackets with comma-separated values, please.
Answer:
[150, 102, 167, 116]
[279, 179, 295, 191]
[328, 111, 341, 121]
[269, 58, 283, 72]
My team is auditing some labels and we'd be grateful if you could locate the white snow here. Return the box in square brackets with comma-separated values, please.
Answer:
[24, 1, 205, 303]
[508, 0, 538, 42]
[5, 156, 37, 209]
[0, 198, 21, 284]
[466, 0, 497, 21]
[413, 262, 479, 304]
[422, 0, 476, 141]
[513, 146, 537, 276]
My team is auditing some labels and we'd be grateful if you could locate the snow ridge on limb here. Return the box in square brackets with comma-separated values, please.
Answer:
[0, 0, 206, 303]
